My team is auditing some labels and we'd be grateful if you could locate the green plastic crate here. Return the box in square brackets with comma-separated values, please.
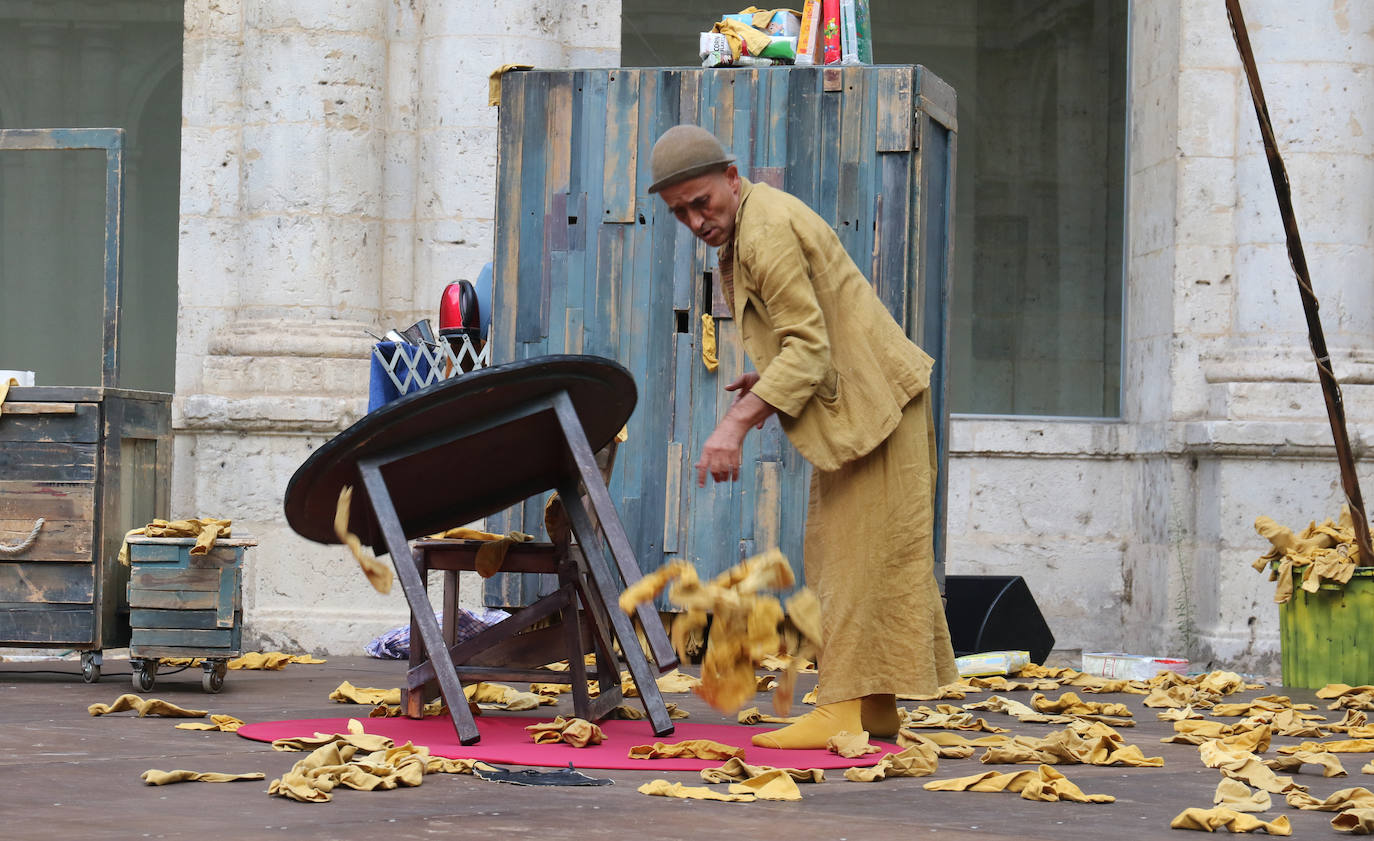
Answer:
[1277, 565, 1374, 689]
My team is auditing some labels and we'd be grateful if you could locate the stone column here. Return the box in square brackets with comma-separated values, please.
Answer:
[174, 0, 626, 652]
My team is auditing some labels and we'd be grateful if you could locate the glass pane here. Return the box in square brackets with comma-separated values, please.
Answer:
[0, 5, 183, 391]
[620, 0, 1127, 417]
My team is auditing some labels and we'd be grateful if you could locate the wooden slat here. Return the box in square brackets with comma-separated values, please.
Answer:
[0, 481, 95, 520]
[601, 69, 640, 222]
[662, 442, 682, 554]
[0, 442, 97, 482]
[0, 517, 92, 562]
[0, 563, 94, 603]
[131, 628, 234, 648]
[128, 644, 240, 659]
[0, 402, 78, 415]
[876, 66, 914, 152]
[516, 72, 551, 343]
[130, 567, 221, 591]
[130, 608, 224, 630]
[0, 403, 98, 442]
[126, 543, 243, 564]
[0, 605, 95, 644]
[492, 70, 525, 366]
[128, 589, 219, 610]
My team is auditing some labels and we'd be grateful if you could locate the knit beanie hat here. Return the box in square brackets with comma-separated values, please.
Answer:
[647, 125, 736, 193]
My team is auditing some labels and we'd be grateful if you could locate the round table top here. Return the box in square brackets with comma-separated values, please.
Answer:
[283, 355, 636, 549]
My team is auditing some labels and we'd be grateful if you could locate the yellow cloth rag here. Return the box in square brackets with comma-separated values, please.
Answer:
[329, 681, 401, 706]
[525, 716, 605, 748]
[488, 63, 534, 107]
[710, 18, 775, 62]
[620, 550, 793, 714]
[844, 741, 940, 781]
[923, 764, 1115, 803]
[1214, 778, 1273, 812]
[738, 706, 799, 725]
[118, 517, 232, 566]
[88, 694, 207, 718]
[629, 739, 746, 761]
[1170, 806, 1292, 835]
[229, 651, 326, 670]
[700, 757, 825, 784]
[142, 769, 264, 785]
[333, 486, 392, 594]
[1286, 787, 1374, 811]
[175, 714, 246, 732]
[728, 769, 803, 801]
[269, 719, 395, 753]
[1266, 750, 1348, 777]
[638, 779, 754, 802]
[826, 730, 881, 758]
[1334, 808, 1374, 834]
[701, 313, 719, 372]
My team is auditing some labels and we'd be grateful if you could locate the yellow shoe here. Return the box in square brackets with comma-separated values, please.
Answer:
[750, 699, 862, 750]
[860, 693, 900, 738]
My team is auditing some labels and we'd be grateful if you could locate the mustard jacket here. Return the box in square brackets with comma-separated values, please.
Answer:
[729, 178, 933, 472]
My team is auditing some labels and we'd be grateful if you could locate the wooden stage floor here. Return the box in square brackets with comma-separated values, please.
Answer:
[0, 654, 1335, 841]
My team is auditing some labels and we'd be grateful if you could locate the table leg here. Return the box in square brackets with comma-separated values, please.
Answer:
[358, 458, 481, 744]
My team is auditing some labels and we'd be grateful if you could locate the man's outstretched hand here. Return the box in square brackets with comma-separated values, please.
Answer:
[696, 374, 776, 487]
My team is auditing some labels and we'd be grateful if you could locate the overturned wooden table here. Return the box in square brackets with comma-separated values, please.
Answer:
[283, 355, 679, 744]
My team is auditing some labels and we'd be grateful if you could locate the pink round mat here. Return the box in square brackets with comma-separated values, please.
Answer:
[237, 714, 897, 771]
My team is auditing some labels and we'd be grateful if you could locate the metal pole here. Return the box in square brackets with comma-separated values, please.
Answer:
[1225, 0, 1374, 564]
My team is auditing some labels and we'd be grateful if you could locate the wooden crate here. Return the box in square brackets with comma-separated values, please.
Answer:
[126, 536, 252, 692]
[0, 388, 171, 680]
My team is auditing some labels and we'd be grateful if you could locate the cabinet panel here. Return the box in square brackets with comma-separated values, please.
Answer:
[488, 66, 955, 607]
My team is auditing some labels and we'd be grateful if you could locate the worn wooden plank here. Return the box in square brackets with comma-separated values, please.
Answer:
[0, 518, 92, 562]
[0, 483, 93, 522]
[591, 225, 624, 360]
[516, 72, 551, 344]
[126, 543, 244, 564]
[0, 442, 97, 482]
[0, 402, 78, 415]
[837, 66, 867, 263]
[0, 563, 95, 603]
[492, 70, 526, 366]
[786, 68, 821, 207]
[876, 66, 914, 152]
[754, 460, 782, 552]
[0, 403, 99, 443]
[129, 644, 240, 659]
[216, 564, 238, 625]
[877, 151, 913, 325]
[128, 589, 218, 610]
[130, 567, 221, 591]
[662, 442, 683, 555]
[129, 608, 224, 630]
[131, 627, 234, 648]
[602, 69, 640, 223]
[115, 394, 172, 439]
[0, 605, 95, 644]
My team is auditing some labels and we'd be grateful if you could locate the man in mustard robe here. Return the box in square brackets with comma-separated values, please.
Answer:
[648, 124, 959, 749]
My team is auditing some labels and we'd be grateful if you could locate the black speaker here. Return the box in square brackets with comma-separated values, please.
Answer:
[943, 575, 1055, 665]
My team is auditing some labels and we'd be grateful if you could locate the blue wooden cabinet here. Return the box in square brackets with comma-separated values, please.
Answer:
[486, 65, 956, 606]
[125, 536, 252, 692]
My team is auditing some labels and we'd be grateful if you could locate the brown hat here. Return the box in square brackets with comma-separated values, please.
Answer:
[647, 125, 736, 194]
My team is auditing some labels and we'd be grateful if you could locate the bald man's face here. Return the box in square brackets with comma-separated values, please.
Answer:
[658, 166, 742, 248]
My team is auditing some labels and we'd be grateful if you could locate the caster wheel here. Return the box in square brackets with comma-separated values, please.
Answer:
[80, 651, 101, 684]
[132, 660, 156, 692]
[203, 661, 227, 693]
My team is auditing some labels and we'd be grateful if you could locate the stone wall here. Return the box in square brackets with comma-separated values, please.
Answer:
[173, 0, 1374, 669]
[947, 0, 1374, 676]
[174, 0, 620, 653]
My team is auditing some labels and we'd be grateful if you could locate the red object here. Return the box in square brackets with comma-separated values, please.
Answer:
[822, 0, 842, 64]
[438, 280, 479, 332]
[237, 715, 895, 770]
